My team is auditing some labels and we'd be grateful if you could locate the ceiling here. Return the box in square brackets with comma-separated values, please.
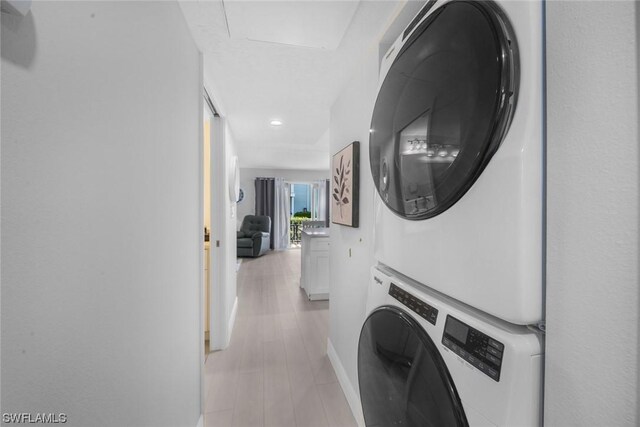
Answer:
[179, 0, 404, 170]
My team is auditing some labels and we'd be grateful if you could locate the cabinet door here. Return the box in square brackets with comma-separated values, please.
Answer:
[302, 241, 309, 289]
[309, 251, 330, 300]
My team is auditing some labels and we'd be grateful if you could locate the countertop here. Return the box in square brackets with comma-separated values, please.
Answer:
[302, 227, 330, 237]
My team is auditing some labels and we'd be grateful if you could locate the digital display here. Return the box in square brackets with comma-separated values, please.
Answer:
[442, 315, 503, 381]
[445, 316, 469, 344]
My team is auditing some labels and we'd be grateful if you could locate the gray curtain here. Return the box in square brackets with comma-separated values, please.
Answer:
[255, 177, 275, 249]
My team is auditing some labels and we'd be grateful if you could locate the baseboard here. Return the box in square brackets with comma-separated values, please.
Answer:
[226, 296, 238, 346]
[327, 339, 365, 427]
[195, 414, 203, 427]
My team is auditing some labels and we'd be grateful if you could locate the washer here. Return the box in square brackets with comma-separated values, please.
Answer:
[358, 266, 543, 426]
[369, 0, 544, 324]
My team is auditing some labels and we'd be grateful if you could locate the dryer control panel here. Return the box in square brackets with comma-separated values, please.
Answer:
[389, 283, 438, 325]
[442, 315, 504, 382]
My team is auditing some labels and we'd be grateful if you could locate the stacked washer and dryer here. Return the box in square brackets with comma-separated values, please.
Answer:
[358, 1, 545, 426]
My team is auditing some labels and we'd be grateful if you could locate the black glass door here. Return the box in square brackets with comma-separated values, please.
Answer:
[369, 1, 518, 219]
[358, 306, 468, 427]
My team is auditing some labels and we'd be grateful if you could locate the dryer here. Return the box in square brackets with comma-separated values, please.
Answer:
[369, 0, 544, 324]
[358, 266, 543, 426]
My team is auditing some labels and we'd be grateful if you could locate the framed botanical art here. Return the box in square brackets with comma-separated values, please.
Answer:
[331, 141, 359, 228]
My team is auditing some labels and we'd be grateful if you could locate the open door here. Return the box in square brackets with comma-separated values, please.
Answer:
[203, 106, 213, 356]
[205, 90, 237, 352]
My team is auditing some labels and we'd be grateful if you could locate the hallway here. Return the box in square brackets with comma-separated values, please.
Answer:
[204, 250, 356, 427]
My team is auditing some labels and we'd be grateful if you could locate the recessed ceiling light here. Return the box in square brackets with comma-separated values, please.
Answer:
[270, 120, 283, 126]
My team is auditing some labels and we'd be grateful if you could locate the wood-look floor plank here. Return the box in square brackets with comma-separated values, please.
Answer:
[205, 370, 239, 413]
[232, 371, 264, 427]
[238, 316, 264, 374]
[205, 409, 233, 427]
[262, 314, 283, 343]
[204, 249, 354, 427]
[264, 340, 296, 427]
[317, 381, 358, 427]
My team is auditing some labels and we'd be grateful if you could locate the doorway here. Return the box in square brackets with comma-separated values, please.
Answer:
[288, 181, 330, 247]
[289, 183, 311, 247]
[203, 107, 212, 357]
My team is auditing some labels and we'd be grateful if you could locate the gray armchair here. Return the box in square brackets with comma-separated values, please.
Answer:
[237, 215, 271, 257]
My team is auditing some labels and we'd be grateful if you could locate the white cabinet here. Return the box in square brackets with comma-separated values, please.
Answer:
[300, 228, 330, 300]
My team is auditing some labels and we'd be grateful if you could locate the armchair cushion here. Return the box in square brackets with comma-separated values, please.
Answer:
[237, 215, 272, 257]
[251, 231, 269, 240]
[237, 238, 254, 248]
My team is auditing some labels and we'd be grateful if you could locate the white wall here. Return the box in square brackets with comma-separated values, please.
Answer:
[545, 2, 639, 425]
[327, 46, 379, 421]
[1, 2, 202, 426]
[237, 167, 329, 227]
[326, 2, 426, 423]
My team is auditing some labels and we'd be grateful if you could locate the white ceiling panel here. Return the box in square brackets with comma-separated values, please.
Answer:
[224, 1, 360, 50]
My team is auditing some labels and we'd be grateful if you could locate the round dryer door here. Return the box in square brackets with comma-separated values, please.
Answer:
[358, 306, 468, 427]
[370, 1, 518, 219]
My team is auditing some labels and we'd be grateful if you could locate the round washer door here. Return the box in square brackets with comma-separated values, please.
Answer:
[358, 306, 468, 427]
[370, 1, 518, 220]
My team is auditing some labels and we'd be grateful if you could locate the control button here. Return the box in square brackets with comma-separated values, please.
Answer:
[486, 353, 501, 366]
[486, 346, 502, 358]
[486, 367, 500, 381]
[488, 338, 504, 351]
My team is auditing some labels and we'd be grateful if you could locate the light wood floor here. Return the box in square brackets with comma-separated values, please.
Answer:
[204, 249, 357, 427]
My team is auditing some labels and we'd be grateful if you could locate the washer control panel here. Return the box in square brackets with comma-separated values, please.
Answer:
[442, 315, 504, 382]
[388, 283, 438, 325]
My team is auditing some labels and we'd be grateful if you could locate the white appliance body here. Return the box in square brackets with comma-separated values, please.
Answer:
[360, 266, 543, 426]
[370, 0, 544, 325]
